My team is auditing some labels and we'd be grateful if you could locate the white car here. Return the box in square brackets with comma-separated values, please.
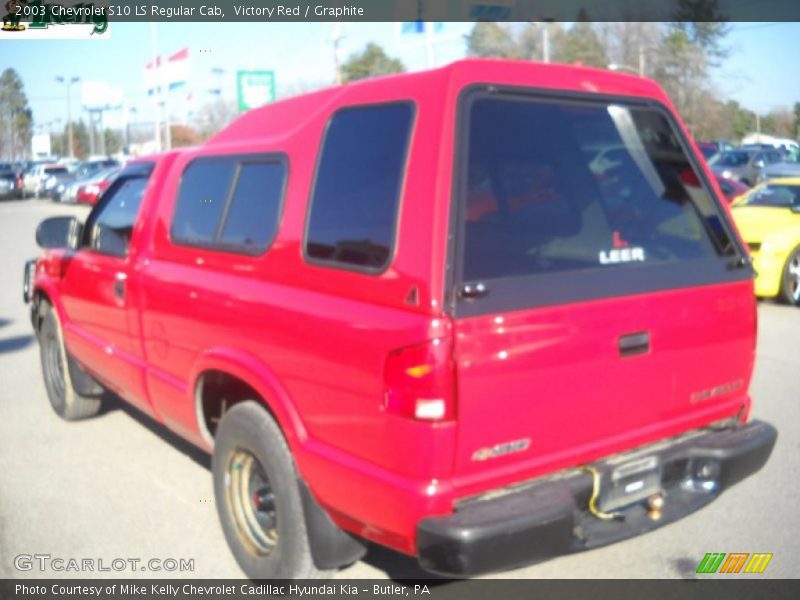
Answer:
[22, 164, 69, 198]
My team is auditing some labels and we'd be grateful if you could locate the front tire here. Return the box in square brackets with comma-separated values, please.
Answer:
[39, 307, 103, 420]
[779, 244, 800, 306]
[212, 401, 328, 579]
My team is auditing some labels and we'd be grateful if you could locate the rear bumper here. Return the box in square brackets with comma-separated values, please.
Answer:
[417, 420, 777, 576]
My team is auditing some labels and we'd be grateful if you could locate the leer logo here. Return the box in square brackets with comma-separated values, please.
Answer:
[696, 552, 773, 574]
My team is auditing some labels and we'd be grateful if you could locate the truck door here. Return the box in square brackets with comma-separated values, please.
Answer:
[59, 166, 154, 414]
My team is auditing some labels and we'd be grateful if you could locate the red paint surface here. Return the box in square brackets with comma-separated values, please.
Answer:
[33, 60, 756, 555]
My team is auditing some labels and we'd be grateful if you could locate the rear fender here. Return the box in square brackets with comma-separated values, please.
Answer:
[189, 347, 307, 452]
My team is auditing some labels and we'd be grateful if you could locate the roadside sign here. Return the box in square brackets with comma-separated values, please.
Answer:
[236, 70, 275, 112]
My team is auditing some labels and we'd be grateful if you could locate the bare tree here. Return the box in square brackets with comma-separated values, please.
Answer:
[194, 98, 239, 141]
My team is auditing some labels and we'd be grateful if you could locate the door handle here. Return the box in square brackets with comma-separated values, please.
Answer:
[618, 331, 650, 357]
[114, 272, 127, 300]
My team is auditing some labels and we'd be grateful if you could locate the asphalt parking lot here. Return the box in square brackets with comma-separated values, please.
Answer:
[0, 197, 798, 580]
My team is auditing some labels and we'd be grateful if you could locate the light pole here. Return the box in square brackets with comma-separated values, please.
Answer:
[56, 76, 80, 158]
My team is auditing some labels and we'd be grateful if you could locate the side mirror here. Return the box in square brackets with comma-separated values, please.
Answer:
[35, 216, 82, 250]
[753, 160, 765, 169]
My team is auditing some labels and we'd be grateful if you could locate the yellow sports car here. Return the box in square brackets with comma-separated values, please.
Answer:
[731, 178, 800, 305]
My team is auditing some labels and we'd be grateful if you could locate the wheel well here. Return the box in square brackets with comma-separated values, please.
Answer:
[197, 370, 270, 442]
[32, 291, 52, 332]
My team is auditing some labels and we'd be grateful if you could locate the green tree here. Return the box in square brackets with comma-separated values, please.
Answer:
[61, 120, 90, 159]
[341, 43, 405, 83]
[466, 22, 520, 58]
[0, 68, 33, 160]
[723, 100, 756, 142]
[554, 22, 608, 68]
[671, 0, 731, 62]
[651, 31, 711, 133]
[794, 102, 800, 138]
[103, 128, 122, 155]
[50, 130, 64, 157]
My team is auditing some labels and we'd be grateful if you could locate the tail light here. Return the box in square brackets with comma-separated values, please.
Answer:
[383, 337, 455, 422]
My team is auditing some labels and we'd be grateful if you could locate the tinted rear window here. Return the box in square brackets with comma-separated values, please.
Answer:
[460, 96, 727, 282]
[453, 91, 746, 315]
[305, 103, 414, 271]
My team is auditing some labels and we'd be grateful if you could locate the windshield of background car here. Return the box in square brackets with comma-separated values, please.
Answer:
[453, 91, 744, 314]
[699, 146, 717, 159]
[89, 167, 119, 183]
[742, 184, 800, 208]
[44, 167, 68, 175]
[710, 151, 752, 167]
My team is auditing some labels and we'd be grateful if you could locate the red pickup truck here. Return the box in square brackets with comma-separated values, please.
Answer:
[24, 59, 776, 579]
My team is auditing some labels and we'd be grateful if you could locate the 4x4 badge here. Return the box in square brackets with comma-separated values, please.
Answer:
[472, 438, 531, 461]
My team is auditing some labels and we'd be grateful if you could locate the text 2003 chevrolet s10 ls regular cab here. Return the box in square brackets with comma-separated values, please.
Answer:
[23, 60, 777, 578]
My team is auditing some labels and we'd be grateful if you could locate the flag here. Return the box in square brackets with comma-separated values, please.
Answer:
[165, 47, 190, 91]
[144, 48, 190, 96]
[144, 55, 162, 96]
[184, 92, 194, 121]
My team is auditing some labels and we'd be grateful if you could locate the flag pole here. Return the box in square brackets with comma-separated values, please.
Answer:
[150, 22, 162, 151]
[164, 85, 171, 151]
[424, 22, 435, 68]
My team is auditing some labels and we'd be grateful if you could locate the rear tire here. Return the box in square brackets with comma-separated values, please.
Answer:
[39, 307, 103, 420]
[212, 401, 329, 579]
[779, 244, 800, 306]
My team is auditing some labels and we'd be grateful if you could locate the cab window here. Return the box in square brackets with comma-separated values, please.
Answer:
[86, 176, 149, 257]
[171, 155, 287, 255]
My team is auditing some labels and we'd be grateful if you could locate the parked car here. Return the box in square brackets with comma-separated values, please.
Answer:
[22, 163, 69, 198]
[24, 59, 776, 579]
[698, 140, 733, 157]
[54, 161, 120, 203]
[43, 167, 75, 199]
[709, 148, 782, 186]
[757, 154, 800, 183]
[75, 166, 120, 205]
[731, 178, 800, 305]
[0, 169, 24, 200]
[697, 142, 719, 160]
[713, 173, 750, 203]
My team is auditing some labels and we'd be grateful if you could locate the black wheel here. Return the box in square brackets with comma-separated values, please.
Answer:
[779, 244, 800, 306]
[39, 306, 103, 420]
[212, 401, 328, 579]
